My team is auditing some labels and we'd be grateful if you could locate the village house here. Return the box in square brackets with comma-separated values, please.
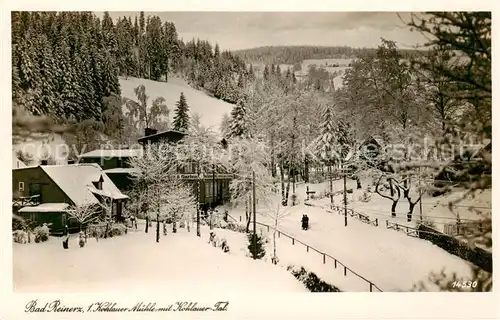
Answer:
[12, 162, 129, 234]
[138, 128, 232, 211]
[77, 128, 233, 211]
[78, 148, 143, 192]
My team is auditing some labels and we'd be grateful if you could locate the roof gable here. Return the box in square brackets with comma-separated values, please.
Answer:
[41, 164, 128, 207]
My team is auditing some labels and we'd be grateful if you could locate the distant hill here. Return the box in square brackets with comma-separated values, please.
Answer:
[234, 45, 420, 66]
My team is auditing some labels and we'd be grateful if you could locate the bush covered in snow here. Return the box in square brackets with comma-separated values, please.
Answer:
[358, 191, 372, 202]
[287, 265, 341, 292]
[109, 224, 127, 237]
[221, 221, 247, 233]
[33, 224, 50, 243]
[13, 230, 29, 244]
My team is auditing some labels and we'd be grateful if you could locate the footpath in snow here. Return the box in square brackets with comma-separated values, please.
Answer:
[221, 181, 475, 291]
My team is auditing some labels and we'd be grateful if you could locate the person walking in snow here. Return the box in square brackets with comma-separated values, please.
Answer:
[301, 214, 309, 230]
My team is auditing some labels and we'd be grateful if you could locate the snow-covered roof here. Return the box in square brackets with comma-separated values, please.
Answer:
[103, 168, 139, 174]
[41, 164, 129, 206]
[18, 203, 69, 213]
[13, 154, 27, 169]
[78, 149, 143, 158]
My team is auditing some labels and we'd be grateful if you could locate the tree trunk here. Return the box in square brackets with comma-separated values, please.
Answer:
[304, 156, 309, 183]
[356, 176, 362, 189]
[163, 221, 167, 236]
[280, 160, 285, 205]
[273, 229, 277, 265]
[245, 197, 250, 233]
[284, 171, 291, 207]
[271, 135, 276, 177]
[173, 213, 177, 233]
[145, 215, 149, 233]
[391, 201, 397, 217]
[156, 214, 160, 243]
[408, 202, 417, 222]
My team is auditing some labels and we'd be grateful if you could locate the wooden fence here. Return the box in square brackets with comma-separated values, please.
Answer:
[324, 204, 379, 227]
[385, 220, 419, 237]
[227, 214, 383, 292]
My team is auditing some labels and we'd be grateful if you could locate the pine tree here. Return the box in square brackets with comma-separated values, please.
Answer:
[247, 233, 265, 259]
[172, 92, 190, 132]
[317, 105, 337, 165]
[226, 100, 249, 139]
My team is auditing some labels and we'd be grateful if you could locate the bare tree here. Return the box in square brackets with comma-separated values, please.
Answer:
[261, 189, 293, 264]
[67, 203, 101, 242]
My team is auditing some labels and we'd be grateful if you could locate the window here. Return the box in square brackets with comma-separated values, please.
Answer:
[18, 182, 24, 192]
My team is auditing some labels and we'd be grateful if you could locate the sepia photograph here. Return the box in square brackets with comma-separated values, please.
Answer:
[3, 5, 496, 318]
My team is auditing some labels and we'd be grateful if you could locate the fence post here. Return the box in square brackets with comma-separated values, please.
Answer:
[385, 220, 388, 228]
[344, 266, 347, 276]
[375, 218, 378, 227]
[396, 223, 399, 230]
[370, 283, 373, 292]
[239, 216, 241, 222]
[267, 225, 269, 232]
[278, 231, 280, 238]
[323, 254, 326, 264]
[306, 246, 309, 252]
[334, 259, 337, 268]
[292, 238, 295, 245]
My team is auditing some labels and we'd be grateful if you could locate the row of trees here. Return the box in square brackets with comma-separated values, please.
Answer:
[234, 45, 419, 65]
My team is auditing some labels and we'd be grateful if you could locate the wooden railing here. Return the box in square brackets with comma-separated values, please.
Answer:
[226, 213, 383, 292]
[324, 204, 379, 227]
[385, 220, 419, 237]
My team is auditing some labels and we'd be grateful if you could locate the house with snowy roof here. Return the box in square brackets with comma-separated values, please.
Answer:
[78, 148, 142, 192]
[12, 163, 129, 234]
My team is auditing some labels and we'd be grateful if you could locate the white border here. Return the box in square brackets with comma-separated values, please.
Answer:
[1, 1, 499, 319]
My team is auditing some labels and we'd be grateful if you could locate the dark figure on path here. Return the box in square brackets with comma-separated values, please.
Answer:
[78, 231, 85, 248]
[62, 235, 69, 249]
[301, 214, 309, 230]
[224, 210, 228, 222]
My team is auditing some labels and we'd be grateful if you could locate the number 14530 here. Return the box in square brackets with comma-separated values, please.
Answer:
[452, 281, 478, 289]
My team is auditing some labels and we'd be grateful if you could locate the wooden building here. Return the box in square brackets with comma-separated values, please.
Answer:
[12, 163, 129, 234]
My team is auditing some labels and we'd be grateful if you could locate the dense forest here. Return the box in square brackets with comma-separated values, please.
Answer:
[233, 45, 421, 65]
[11, 11, 250, 125]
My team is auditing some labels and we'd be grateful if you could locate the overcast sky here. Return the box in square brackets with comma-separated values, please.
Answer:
[103, 12, 428, 51]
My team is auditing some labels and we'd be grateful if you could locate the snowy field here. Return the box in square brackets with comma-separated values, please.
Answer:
[120, 76, 234, 131]
[220, 181, 477, 291]
[13, 222, 307, 293]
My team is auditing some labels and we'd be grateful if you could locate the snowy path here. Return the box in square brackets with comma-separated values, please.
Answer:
[13, 225, 307, 293]
[223, 191, 474, 291]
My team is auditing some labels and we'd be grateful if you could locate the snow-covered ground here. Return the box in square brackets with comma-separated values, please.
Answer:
[219, 181, 477, 291]
[13, 222, 307, 293]
[120, 77, 234, 131]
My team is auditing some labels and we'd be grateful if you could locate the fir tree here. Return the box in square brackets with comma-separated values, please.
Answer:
[172, 92, 190, 132]
[226, 100, 249, 139]
[247, 233, 266, 259]
[317, 105, 337, 165]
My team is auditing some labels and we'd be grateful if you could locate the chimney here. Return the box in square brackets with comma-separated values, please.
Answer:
[145, 128, 157, 136]
[40, 160, 48, 166]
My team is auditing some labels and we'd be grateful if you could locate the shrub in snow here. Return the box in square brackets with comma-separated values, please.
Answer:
[222, 221, 247, 233]
[359, 191, 372, 203]
[287, 265, 341, 292]
[34, 224, 50, 243]
[109, 224, 127, 237]
[13, 230, 28, 244]
[247, 233, 266, 259]
[220, 238, 230, 253]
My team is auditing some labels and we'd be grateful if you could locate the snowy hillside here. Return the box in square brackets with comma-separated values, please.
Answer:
[13, 223, 306, 293]
[119, 77, 235, 131]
